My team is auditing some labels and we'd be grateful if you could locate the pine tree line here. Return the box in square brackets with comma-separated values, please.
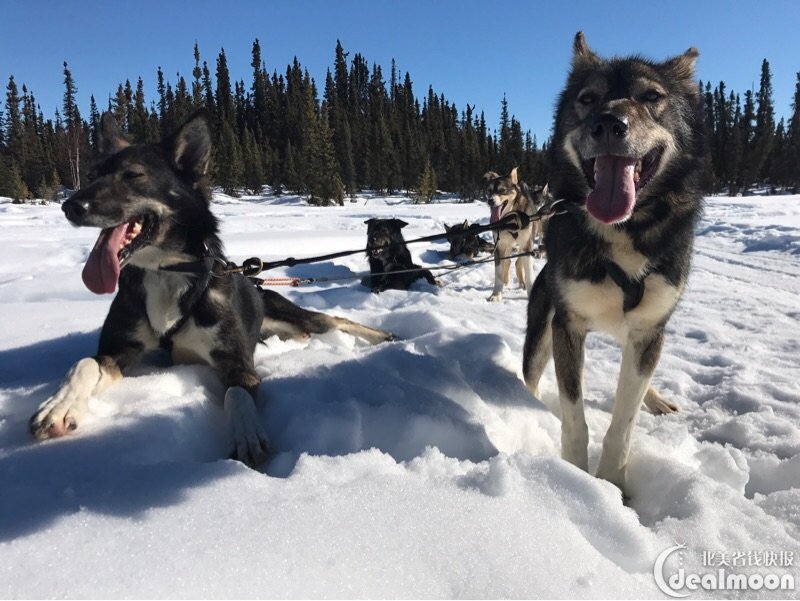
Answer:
[700, 60, 800, 194]
[2, 44, 799, 204]
[0, 40, 549, 204]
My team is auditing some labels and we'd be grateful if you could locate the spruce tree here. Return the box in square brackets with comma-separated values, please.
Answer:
[241, 125, 265, 195]
[788, 72, 800, 191]
[415, 157, 437, 203]
[307, 103, 344, 206]
[753, 59, 775, 184]
[192, 42, 204, 108]
[62, 62, 81, 190]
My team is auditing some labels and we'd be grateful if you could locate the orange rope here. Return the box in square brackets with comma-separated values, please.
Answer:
[259, 277, 302, 287]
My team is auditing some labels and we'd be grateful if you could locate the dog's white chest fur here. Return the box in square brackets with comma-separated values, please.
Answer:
[143, 271, 191, 334]
[563, 229, 683, 340]
[142, 270, 218, 367]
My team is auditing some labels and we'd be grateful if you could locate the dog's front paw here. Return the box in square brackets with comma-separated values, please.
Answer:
[30, 394, 84, 440]
[224, 387, 270, 467]
[595, 458, 627, 497]
[487, 293, 503, 303]
[29, 358, 101, 440]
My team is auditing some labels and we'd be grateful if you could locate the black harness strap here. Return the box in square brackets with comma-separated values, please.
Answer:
[602, 260, 648, 312]
[157, 255, 217, 350]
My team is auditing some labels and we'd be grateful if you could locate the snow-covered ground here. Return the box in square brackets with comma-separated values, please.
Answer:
[0, 192, 798, 598]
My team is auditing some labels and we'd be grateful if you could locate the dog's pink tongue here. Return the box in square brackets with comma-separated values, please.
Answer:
[81, 224, 128, 294]
[586, 155, 638, 224]
[490, 205, 504, 224]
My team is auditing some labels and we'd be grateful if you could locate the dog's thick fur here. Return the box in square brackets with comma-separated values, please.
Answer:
[444, 220, 494, 260]
[484, 167, 537, 302]
[522, 33, 704, 495]
[30, 111, 394, 466]
[364, 218, 437, 292]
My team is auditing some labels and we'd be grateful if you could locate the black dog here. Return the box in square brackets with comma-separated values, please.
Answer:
[29, 111, 394, 467]
[444, 220, 495, 260]
[364, 218, 437, 292]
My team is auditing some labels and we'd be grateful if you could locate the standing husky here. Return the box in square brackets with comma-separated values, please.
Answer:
[522, 33, 704, 495]
[29, 111, 393, 466]
[484, 167, 536, 302]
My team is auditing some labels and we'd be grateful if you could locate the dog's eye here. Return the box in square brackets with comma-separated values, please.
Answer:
[578, 93, 596, 106]
[642, 90, 663, 102]
[123, 171, 145, 180]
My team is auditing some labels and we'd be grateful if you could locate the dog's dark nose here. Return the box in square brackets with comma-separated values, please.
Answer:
[62, 198, 90, 222]
[591, 113, 629, 139]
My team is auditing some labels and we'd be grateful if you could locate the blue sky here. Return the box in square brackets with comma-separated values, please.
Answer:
[1, 0, 798, 140]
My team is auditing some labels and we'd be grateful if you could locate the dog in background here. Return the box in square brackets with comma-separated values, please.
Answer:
[364, 218, 438, 293]
[30, 111, 394, 467]
[484, 167, 536, 302]
[521, 182, 552, 258]
[444, 220, 494, 260]
[522, 32, 703, 496]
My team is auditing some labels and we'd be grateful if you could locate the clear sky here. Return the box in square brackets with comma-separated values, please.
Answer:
[1, 0, 799, 140]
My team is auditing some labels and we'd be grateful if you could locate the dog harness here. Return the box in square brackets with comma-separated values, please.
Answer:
[156, 245, 222, 350]
[552, 201, 649, 312]
[602, 260, 648, 312]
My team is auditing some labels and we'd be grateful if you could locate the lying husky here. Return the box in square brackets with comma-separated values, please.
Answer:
[364, 218, 437, 292]
[522, 33, 703, 495]
[444, 220, 494, 260]
[30, 111, 393, 466]
[484, 167, 536, 302]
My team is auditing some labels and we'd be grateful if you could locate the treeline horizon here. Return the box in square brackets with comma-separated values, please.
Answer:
[0, 40, 548, 205]
[0, 41, 798, 205]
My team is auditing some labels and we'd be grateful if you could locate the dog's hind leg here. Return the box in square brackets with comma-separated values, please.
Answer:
[522, 266, 553, 400]
[643, 386, 679, 414]
[515, 256, 526, 289]
[596, 328, 665, 493]
[261, 289, 394, 344]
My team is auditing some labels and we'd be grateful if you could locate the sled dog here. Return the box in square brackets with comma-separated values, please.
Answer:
[364, 218, 438, 292]
[30, 111, 394, 466]
[484, 167, 537, 302]
[522, 33, 703, 494]
[444, 220, 494, 260]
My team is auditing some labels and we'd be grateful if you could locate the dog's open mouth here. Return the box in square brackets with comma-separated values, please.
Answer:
[369, 246, 386, 258]
[82, 215, 155, 294]
[489, 201, 508, 224]
[581, 147, 663, 224]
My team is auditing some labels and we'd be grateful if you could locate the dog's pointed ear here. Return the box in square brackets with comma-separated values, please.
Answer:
[509, 166, 519, 185]
[462, 219, 469, 228]
[483, 171, 499, 181]
[444, 223, 451, 233]
[664, 47, 699, 81]
[98, 112, 130, 156]
[169, 110, 212, 181]
[572, 31, 600, 68]
[542, 183, 550, 197]
[392, 219, 409, 229]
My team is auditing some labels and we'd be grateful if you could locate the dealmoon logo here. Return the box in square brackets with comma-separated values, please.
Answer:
[654, 545, 689, 598]
[654, 545, 795, 597]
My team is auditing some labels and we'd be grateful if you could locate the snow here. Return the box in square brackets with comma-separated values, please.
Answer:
[0, 192, 798, 598]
